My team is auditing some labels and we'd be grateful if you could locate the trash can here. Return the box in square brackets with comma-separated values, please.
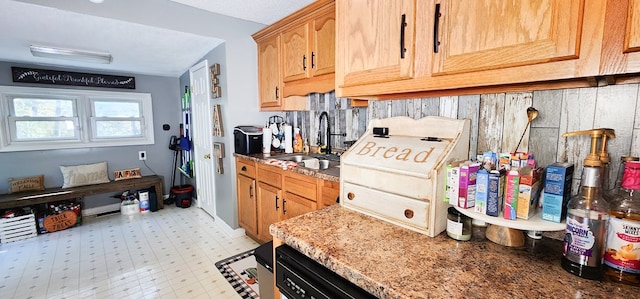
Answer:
[171, 185, 193, 208]
[254, 241, 274, 299]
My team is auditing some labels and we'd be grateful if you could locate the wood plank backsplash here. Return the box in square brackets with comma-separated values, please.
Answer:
[285, 83, 640, 194]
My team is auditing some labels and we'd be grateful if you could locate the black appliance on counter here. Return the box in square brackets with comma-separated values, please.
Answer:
[233, 126, 263, 154]
[275, 244, 376, 299]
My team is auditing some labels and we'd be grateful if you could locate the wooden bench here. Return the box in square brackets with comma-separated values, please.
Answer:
[0, 175, 164, 211]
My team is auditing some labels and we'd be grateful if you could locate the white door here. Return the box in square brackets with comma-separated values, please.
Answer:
[189, 60, 216, 217]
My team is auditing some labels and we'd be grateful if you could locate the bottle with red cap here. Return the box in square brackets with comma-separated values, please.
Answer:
[603, 160, 640, 286]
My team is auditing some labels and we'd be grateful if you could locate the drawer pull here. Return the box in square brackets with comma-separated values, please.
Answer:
[404, 209, 414, 219]
[241, 166, 247, 171]
[347, 192, 355, 200]
[303, 55, 307, 71]
[311, 52, 315, 69]
[282, 198, 287, 214]
[433, 3, 441, 53]
[400, 14, 407, 58]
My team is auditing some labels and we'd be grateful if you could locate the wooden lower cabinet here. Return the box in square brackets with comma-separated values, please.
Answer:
[236, 157, 341, 243]
[256, 164, 282, 242]
[236, 158, 258, 240]
[281, 192, 316, 220]
[282, 171, 318, 220]
[257, 181, 282, 242]
[319, 179, 340, 208]
[237, 175, 257, 237]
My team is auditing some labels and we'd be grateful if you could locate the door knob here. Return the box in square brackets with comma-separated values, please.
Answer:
[204, 154, 211, 159]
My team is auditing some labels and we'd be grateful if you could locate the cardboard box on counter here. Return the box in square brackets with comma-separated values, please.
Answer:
[504, 170, 520, 220]
[445, 162, 463, 205]
[486, 170, 505, 217]
[458, 163, 480, 209]
[516, 166, 543, 220]
[474, 169, 489, 214]
[542, 162, 574, 223]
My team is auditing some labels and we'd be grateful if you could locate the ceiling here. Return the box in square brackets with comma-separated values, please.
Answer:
[0, 0, 313, 77]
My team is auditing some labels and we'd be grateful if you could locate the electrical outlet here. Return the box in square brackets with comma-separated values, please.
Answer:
[138, 151, 146, 160]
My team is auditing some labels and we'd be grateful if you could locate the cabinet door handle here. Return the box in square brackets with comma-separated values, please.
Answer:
[249, 185, 253, 199]
[282, 197, 287, 214]
[433, 3, 441, 53]
[275, 86, 279, 99]
[303, 55, 307, 71]
[311, 52, 315, 69]
[400, 14, 407, 59]
[275, 195, 280, 210]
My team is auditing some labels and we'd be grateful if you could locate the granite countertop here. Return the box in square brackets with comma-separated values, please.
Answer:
[234, 152, 340, 182]
[270, 205, 639, 298]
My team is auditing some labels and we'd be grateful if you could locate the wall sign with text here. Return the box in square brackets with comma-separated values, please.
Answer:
[11, 67, 135, 89]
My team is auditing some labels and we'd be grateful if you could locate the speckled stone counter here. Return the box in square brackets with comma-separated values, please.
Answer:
[234, 153, 340, 182]
[270, 205, 639, 298]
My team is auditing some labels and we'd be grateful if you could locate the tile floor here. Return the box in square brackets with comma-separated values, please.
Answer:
[0, 205, 259, 299]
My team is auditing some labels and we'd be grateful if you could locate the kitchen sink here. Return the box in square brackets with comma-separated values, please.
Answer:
[274, 154, 316, 162]
[272, 154, 338, 170]
[313, 153, 341, 162]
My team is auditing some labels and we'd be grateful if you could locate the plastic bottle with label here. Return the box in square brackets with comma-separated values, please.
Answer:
[562, 165, 610, 280]
[139, 191, 150, 214]
[561, 128, 614, 280]
[293, 128, 303, 153]
[603, 161, 640, 286]
[303, 138, 309, 155]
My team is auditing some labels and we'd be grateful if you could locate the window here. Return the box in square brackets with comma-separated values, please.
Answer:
[0, 86, 154, 152]
[11, 97, 79, 141]
[91, 99, 143, 139]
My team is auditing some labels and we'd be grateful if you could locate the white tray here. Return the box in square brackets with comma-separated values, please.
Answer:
[454, 206, 566, 231]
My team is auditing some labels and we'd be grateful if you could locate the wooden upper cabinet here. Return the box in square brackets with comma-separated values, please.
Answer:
[336, 0, 610, 99]
[281, 6, 335, 83]
[253, 0, 335, 107]
[627, 0, 640, 54]
[281, 3, 336, 98]
[336, 0, 416, 88]
[282, 23, 309, 83]
[432, 0, 583, 76]
[311, 9, 336, 77]
[601, 0, 640, 75]
[257, 34, 281, 109]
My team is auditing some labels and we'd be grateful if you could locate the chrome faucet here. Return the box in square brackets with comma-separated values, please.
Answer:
[318, 111, 345, 154]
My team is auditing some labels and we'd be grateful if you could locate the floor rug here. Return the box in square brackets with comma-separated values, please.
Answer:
[215, 249, 260, 299]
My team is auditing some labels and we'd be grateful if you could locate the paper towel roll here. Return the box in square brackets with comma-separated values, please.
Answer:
[262, 128, 272, 154]
[284, 125, 293, 154]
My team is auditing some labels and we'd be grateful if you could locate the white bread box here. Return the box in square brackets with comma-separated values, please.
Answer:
[340, 116, 470, 237]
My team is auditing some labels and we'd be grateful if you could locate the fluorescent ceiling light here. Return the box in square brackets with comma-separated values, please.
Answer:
[30, 45, 112, 64]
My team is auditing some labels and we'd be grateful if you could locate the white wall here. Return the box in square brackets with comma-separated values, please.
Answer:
[184, 38, 277, 229]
